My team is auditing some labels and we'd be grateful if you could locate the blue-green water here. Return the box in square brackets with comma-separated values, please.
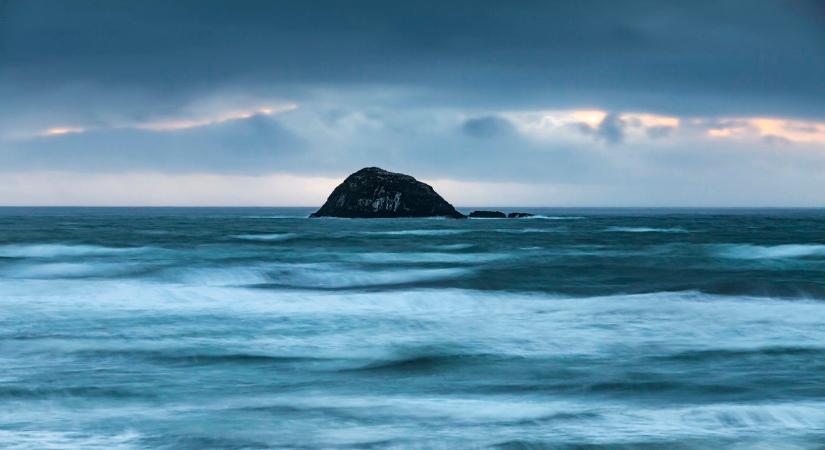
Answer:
[2, 207, 825, 449]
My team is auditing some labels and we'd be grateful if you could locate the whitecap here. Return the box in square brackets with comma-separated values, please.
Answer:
[494, 227, 567, 234]
[527, 215, 586, 220]
[431, 243, 475, 250]
[351, 252, 506, 263]
[231, 233, 298, 241]
[273, 265, 474, 288]
[170, 266, 273, 286]
[0, 429, 143, 450]
[361, 229, 468, 236]
[2, 262, 139, 279]
[0, 244, 149, 258]
[712, 244, 825, 260]
[605, 226, 688, 233]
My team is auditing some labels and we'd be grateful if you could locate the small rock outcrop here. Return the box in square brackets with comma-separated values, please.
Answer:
[508, 212, 535, 218]
[469, 210, 506, 218]
[310, 167, 465, 218]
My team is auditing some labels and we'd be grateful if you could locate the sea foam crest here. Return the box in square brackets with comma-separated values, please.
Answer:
[360, 229, 468, 236]
[0, 244, 149, 258]
[713, 244, 825, 260]
[605, 226, 688, 233]
[231, 233, 298, 241]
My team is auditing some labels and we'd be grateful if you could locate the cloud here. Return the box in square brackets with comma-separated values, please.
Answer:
[3, 114, 306, 174]
[2, 1, 825, 205]
[575, 112, 626, 144]
[595, 113, 626, 144]
[461, 116, 515, 139]
[698, 117, 825, 144]
[1, 0, 823, 123]
[646, 126, 674, 139]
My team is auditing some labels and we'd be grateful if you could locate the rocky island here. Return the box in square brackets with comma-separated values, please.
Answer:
[468, 210, 507, 218]
[310, 167, 466, 218]
[468, 210, 535, 218]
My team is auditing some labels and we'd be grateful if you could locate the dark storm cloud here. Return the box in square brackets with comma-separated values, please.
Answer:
[1, 0, 823, 119]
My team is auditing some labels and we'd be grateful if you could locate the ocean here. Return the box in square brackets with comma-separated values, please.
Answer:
[2, 207, 825, 449]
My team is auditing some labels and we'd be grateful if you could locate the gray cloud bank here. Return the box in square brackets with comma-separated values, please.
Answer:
[2, 0, 823, 119]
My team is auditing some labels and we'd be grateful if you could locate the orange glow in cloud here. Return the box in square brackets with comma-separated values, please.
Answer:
[40, 127, 86, 137]
[504, 109, 608, 136]
[569, 110, 608, 127]
[138, 103, 297, 131]
[32, 102, 298, 138]
[505, 109, 679, 139]
[624, 113, 679, 128]
[706, 117, 825, 144]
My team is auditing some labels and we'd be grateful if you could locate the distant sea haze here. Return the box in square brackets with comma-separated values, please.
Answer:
[2, 207, 825, 448]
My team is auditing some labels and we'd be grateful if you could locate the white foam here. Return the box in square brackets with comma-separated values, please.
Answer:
[171, 266, 273, 286]
[360, 229, 469, 236]
[713, 244, 825, 260]
[352, 252, 506, 263]
[0, 244, 149, 258]
[169, 262, 475, 289]
[527, 215, 586, 220]
[281, 266, 474, 288]
[605, 226, 688, 233]
[3, 262, 138, 279]
[431, 243, 475, 250]
[0, 429, 142, 450]
[494, 227, 566, 234]
[231, 233, 298, 241]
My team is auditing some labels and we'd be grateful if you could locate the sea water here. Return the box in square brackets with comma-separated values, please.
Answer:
[1, 207, 825, 449]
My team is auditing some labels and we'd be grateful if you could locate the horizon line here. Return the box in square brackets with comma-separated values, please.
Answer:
[2, 205, 825, 209]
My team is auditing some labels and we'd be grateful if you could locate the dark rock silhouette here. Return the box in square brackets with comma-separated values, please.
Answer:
[469, 210, 506, 218]
[508, 212, 535, 218]
[310, 167, 465, 218]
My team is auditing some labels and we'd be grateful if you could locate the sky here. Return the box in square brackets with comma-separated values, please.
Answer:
[1, 0, 824, 206]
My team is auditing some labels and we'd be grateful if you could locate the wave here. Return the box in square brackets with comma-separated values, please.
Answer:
[494, 227, 567, 234]
[2, 262, 142, 279]
[351, 252, 507, 263]
[430, 243, 475, 250]
[231, 233, 298, 241]
[70, 348, 324, 366]
[712, 244, 825, 260]
[605, 226, 688, 233]
[349, 352, 515, 373]
[0, 430, 142, 450]
[0, 385, 149, 400]
[0, 243, 150, 258]
[171, 264, 475, 288]
[360, 229, 469, 236]
[525, 215, 586, 220]
[274, 266, 475, 289]
[170, 266, 273, 286]
[661, 346, 825, 362]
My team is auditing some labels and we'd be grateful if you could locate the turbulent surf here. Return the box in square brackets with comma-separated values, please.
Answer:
[2, 207, 825, 449]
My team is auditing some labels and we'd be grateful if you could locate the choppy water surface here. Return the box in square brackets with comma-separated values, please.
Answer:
[2, 207, 825, 449]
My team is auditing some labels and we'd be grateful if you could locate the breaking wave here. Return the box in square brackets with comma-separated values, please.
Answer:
[0, 244, 150, 258]
[231, 233, 298, 241]
[605, 226, 689, 233]
[712, 244, 825, 260]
